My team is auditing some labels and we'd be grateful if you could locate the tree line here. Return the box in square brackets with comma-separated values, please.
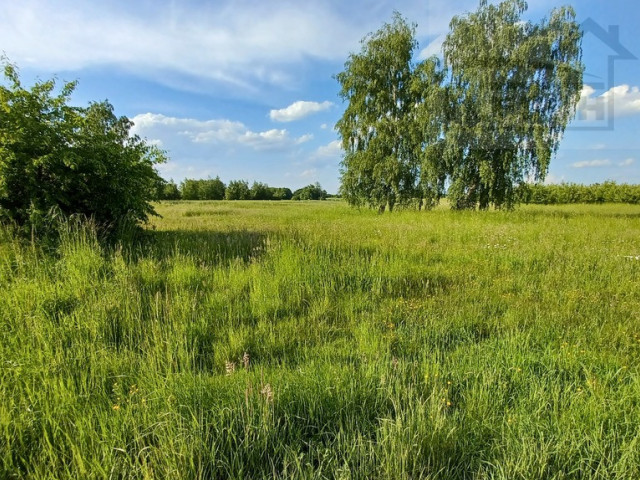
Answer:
[336, 0, 584, 211]
[155, 178, 328, 201]
[516, 181, 640, 205]
[0, 55, 329, 241]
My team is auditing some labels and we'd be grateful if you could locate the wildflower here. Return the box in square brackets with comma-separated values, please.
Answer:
[112, 404, 120, 411]
[261, 383, 273, 402]
[225, 361, 236, 375]
[446, 401, 452, 407]
[242, 352, 250, 370]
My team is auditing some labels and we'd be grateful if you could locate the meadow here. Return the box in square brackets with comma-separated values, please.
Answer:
[1, 200, 640, 479]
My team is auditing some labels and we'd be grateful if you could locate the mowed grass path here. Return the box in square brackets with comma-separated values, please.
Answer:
[2, 201, 640, 479]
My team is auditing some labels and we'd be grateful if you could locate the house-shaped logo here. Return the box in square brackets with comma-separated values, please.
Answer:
[573, 18, 637, 131]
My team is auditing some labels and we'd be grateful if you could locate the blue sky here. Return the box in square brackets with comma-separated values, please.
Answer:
[1, 0, 639, 193]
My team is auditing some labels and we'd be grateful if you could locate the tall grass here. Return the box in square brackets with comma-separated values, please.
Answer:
[1, 201, 640, 478]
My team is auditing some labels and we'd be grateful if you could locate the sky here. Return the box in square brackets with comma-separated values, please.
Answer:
[1, 0, 639, 193]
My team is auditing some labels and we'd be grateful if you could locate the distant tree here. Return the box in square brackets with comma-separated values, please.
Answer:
[270, 187, 293, 200]
[250, 181, 273, 200]
[155, 179, 181, 200]
[199, 177, 226, 200]
[225, 180, 251, 200]
[180, 179, 200, 200]
[292, 183, 327, 201]
[0, 59, 166, 237]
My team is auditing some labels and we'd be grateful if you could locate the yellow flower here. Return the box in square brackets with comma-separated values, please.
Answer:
[112, 404, 120, 411]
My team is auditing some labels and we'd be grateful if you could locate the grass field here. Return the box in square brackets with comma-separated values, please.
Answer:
[2, 200, 640, 479]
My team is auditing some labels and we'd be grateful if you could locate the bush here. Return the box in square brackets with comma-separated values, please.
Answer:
[516, 182, 640, 205]
[0, 59, 166, 238]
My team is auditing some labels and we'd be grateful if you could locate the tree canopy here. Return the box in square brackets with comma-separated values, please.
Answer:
[0, 59, 166, 236]
[336, 13, 419, 212]
[336, 0, 584, 211]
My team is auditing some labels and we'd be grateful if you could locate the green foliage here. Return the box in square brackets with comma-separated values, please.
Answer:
[154, 178, 181, 200]
[225, 179, 251, 200]
[292, 183, 327, 200]
[180, 177, 225, 200]
[336, 1, 584, 211]
[250, 181, 272, 200]
[177, 179, 298, 201]
[517, 181, 640, 205]
[269, 187, 293, 200]
[179, 179, 200, 200]
[199, 176, 226, 200]
[336, 13, 420, 212]
[2, 201, 640, 478]
[442, 0, 584, 209]
[0, 59, 166, 236]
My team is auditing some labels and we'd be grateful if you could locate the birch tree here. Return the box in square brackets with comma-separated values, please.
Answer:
[442, 0, 583, 209]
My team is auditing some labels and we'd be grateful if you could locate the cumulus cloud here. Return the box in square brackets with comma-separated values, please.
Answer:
[619, 158, 636, 167]
[270, 101, 333, 122]
[314, 140, 343, 158]
[131, 113, 311, 151]
[578, 84, 640, 120]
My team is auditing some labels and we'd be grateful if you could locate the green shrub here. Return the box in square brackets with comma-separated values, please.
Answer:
[516, 181, 640, 205]
[0, 59, 165, 238]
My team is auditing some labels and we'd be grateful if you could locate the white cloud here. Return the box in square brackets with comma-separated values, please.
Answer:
[570, 158, 637, 169]
[578, 85, 640, 119]
[270, 101, 333, 122]
[543, 173, 565, 185]
[571, 159, 612, 168]
[417, 34, 445, 60]
[0, 1, 483, 91]
[299, 169, 318, 179]
[131, 113, 311, 151]
[314, 140, 343, 158]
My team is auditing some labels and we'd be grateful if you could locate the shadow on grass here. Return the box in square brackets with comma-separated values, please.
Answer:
[127, 229, 270, 265]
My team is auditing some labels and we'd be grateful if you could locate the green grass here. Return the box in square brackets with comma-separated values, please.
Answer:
[2, 200, 640, 479]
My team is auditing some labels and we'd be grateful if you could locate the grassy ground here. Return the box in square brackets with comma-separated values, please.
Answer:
[1, 200, 640, 479]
